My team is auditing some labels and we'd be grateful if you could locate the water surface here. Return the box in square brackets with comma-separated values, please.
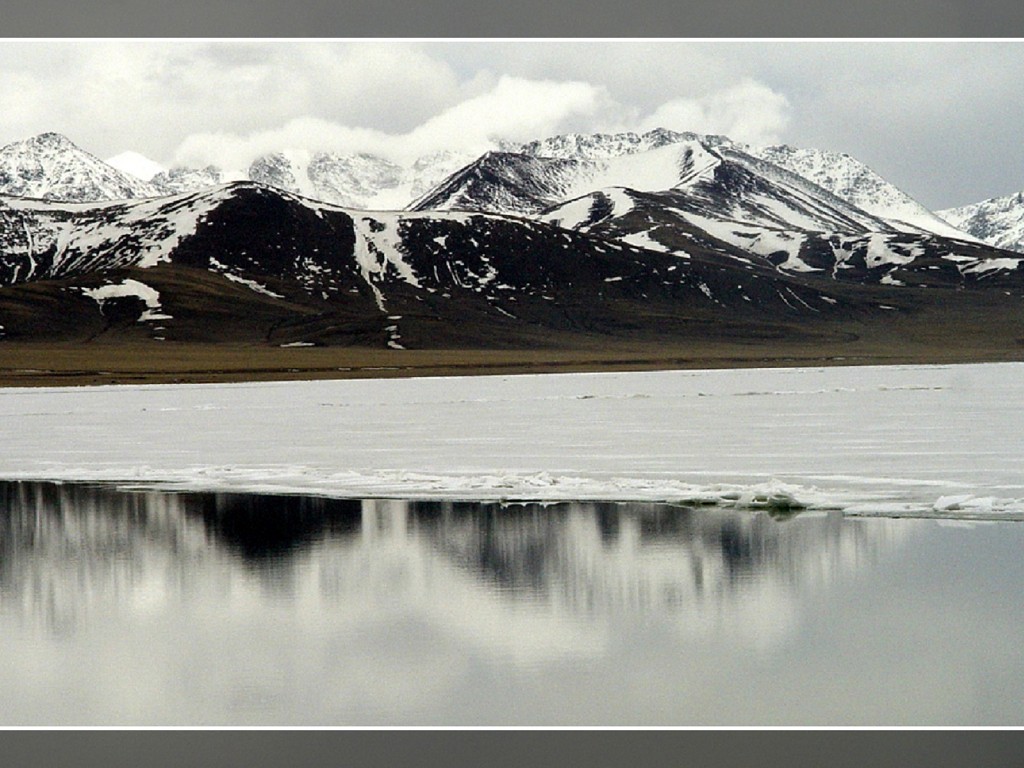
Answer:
[1, 480, 1022, 725]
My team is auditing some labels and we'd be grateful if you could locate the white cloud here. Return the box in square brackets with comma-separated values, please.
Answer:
[639, 79, 791, 146]
[0, 42, 468, 164]
[4, 41, 1024, 208]
[171, 75, 795, 171]
[173, 76, 613, 168]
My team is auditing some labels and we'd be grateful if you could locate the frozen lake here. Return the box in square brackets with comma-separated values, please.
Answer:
[0, 362, 1022, 518]
[1, 362, 1022, 725]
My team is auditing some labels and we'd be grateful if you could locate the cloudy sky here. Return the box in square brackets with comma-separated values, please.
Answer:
[1, 40, 1022, 209]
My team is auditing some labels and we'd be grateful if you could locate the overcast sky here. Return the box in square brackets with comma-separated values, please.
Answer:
[1, 40, 1022, 210]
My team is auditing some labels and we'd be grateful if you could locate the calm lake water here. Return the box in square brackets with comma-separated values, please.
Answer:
[1, 480, 1022, 726]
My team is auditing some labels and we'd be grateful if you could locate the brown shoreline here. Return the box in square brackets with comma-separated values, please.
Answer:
[3, 336, 1022, 388]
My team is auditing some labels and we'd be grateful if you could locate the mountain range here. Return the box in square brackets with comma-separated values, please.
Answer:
[0, 129, 1022, 364]
[2, 129, 1011, 246]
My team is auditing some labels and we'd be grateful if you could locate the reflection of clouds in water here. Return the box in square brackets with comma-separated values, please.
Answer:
[0, 482, 919, 724]
[1, 483, 907, 654]
[309, 500, 607, 666]
[411, 502, 910, 652]
[0, 482, 210, 635]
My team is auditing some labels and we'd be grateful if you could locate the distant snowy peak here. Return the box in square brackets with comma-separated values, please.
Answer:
[939, 191, 1024, 254]
[1, 134, 471, 210]
[105, 151, 167, 182]
[308, 152, 403, 206]
[151, 165, 224, 195]
[516, 128, 731, 161]
[239, 149, 472, 210]
[0, 132, 161, 202]
[248, 152, 301, 195]
[748, 144, 974, 240]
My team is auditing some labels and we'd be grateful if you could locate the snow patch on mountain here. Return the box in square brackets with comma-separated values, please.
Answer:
[540, 188, 636, 231]
[961, 256, 1024, 275]
[207, 256, 285, 299]
[745, 230, 812, 269]
[81, 278, 171, 321]
[619, 229, 679, 255]
[350, 213, 422, 310]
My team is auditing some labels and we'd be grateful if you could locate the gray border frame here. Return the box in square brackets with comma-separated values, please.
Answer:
[3, 0, 1024, 760]
[2, 0, 1024, 36]
[3, 730, 1024, 766]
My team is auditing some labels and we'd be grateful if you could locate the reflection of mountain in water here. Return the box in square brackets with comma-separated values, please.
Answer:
[407, 501, 903, 642]
[191, 492, 361, 560]
[0, 481, 905, 649]
[0, 481, 361, 633]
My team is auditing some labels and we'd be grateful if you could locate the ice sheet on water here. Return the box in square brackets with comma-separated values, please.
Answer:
[0, 363, 1022, 521]
[4, 465, 1023, 521]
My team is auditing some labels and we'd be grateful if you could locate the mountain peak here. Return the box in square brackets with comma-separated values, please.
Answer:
[0, 132, 160, 202]
[1, 132, 78, 154]
[27, 132, 77, 147]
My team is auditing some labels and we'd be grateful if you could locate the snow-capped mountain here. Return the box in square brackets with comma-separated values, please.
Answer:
[0, 129, 983, 250]
[511, 129, 970, 240]
[412, 130, 1012, 287]
[158, 149, 473, 210]
[939, 191, 1024, 254]
[416, 132, 912, 231]
[512, 129, 974, 241]
[0, 133, 161, 202]
[2, 181, 1022, 350]
[750, 143, 971, 240]
[0, 181, 861, 346]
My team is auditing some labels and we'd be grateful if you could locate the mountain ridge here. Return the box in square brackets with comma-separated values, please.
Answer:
[940, 191, 1024, 254]
[0, 180, 892, 347]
